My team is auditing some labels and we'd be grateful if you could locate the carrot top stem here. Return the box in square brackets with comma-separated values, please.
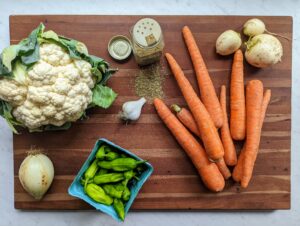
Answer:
[171, 104, 182, 113]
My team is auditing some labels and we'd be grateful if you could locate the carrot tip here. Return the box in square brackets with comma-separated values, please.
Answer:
[240, 182, 248, 189]
[182, 25, 189, 31]
[165, 52, 171, 58]
[153, 98, 161, 106]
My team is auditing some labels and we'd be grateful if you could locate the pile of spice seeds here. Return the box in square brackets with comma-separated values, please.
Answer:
[134, 62, 166, 101]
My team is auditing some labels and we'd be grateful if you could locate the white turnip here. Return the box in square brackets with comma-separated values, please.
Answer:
[216, 30, 242, 56]
[243, 18, 266, 37]
[245, 34, 283, 68]
[243, 18, 290, 40]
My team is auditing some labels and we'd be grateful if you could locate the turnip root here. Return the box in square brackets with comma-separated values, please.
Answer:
[243, 18, 290, 40]
[216, 30, 242, 56]
[245, 34, 283, 68]
[243, 18, 266, 37]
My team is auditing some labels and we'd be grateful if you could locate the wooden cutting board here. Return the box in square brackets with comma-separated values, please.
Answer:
[11, 15, 292, 210]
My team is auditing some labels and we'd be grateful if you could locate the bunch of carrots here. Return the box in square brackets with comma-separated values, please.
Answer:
[153, 26, 271, 192]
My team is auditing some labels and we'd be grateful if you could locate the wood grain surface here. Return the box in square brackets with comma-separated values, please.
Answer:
[10, 15, 292, 210]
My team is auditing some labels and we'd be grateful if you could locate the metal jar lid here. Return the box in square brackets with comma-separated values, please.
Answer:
[132, 18, 162, 47]
[108, 35, 132, 61]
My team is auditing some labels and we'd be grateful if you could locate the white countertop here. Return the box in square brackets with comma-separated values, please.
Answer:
[0, 0, 299, 225]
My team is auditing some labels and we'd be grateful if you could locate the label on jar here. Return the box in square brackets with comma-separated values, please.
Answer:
[145, 34, 157, 46]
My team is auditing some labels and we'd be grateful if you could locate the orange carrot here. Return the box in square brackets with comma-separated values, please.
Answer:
[259, 89, 272, 132]
[171, 103, 231, 179]
[220, 85, 237, 166]
[182, 26, 223, 128]
[216, 158, 231, 180]
[232, 89, 271, 183]
[232, 149, 244, 182]
[153, 98, 225, 192]
[165, 53, 224, 161]
[230, 49, 246, 140]
[171, 104, 200, 137]
[240, 80, 264, 188]
[237, 80, 263, 188]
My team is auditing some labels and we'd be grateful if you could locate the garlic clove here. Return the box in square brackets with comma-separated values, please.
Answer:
[121, 97, 146, 121]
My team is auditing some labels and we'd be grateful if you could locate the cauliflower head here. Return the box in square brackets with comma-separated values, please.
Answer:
[4, 43, 95, 129]
[0, 24, 117, 132]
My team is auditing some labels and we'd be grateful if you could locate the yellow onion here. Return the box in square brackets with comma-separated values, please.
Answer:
[18, 151, 54, 200]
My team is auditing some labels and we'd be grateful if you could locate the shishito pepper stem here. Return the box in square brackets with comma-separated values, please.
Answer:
[122, 186, 131, 201]
[80, 178, 92, 186]
[122, 170, 136, 188]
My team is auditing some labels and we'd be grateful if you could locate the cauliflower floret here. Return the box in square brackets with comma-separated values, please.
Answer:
[74, 60, 92, 74]
[29, 61, 52, 80]
[50, 93, 66, 106]
[74, 83, 91, 95]
[68, 83, 90, 98]
[40, 43, 72, 66]
[28, 61, 57, 86]
[27, 86, 51, 104]
[74, 60, 94, 88]
[0, 79, 27, 105]
[53, 77, 72, 94]
[0, 43, 98, 129]
[42, 105, 57, 117]
[59, 64, 80, 85]
[53, 112, 65, 122]
[62, 99, 82, 117]
[13, 101, 47, 129]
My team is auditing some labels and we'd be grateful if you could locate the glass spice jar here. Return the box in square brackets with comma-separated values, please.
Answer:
[130, 18, 165, 66]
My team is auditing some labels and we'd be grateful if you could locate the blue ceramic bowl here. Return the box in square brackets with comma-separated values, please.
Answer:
[68, 138, 153, 221]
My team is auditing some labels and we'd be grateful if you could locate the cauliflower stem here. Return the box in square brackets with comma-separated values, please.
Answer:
[0, 23, 117, 133]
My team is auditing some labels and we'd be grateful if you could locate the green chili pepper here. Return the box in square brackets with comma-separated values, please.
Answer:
[106, 151, 120, 161]
[114, 182, 125, 191]
[85, 159, 99, 179]
[80, 178, 93, 186]
[85, 183, 113, 205]
[96, 145, 119, 160]
[120, 154, 127, 158]
[120, 171, 134, 201]
[114, 180, 131, 202]
[124, 170, 135, 180]
[98, 158, 146, 171]
[121, 170, 137, 186]
[95, 146, 106, 159]
[113, 198, 125, 221]
[96, 145, 111, 159]
[122, 186, 131, 201]
[96, 168, 108, 176]
[94, 173, 124, 184]
[103, 184, 123, 199]
[84, 159, 98, 192]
